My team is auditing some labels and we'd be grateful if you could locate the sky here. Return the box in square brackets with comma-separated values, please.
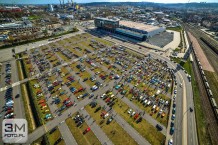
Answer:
[0, 0, 217, 4]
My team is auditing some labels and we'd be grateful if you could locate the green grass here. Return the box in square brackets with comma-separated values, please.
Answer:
[170, 57, 192, 75]
[190, 63, 212, 145]
[112, 99, 165, 145]
[20, 84, 35, 133]
[47, 128, 65, 145]
[125, 93, 169, 127]
[0, 28, 79, 49]
[204, 71, 218, 104]
[28, 15, 41, 20]
[29, 80, 53, 124]
[17, 60, 35, 133]
[166, 26, 183, 32]
[85, 105, 138, 145]
[93, 37, 114, 46]
[174, 48, 181, 52]
[66, 114, 101, 145]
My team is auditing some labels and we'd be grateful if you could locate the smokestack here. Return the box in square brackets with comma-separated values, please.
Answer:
[59, 0, 62, 7]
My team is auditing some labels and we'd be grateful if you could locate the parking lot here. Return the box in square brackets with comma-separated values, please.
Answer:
[13, 32, 175, 144]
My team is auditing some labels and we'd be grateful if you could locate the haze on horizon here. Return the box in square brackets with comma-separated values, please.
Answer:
[0, 0, 217, 4]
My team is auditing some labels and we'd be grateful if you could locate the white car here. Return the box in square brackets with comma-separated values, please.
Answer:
[168, 139, 173, 145]
[131, 111, 136, 116]
[77, 95, 83, 99]
[127, 109, 132, 114]
[100, 94, 106, 98]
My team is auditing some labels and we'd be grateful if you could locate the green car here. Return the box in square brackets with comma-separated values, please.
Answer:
[121, 90, 127, 95]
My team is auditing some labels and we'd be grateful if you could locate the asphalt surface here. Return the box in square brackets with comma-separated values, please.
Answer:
[0, 60, 25, 145]
[59, 121, 78, 145]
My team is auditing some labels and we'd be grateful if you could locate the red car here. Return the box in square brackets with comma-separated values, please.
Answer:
[63, 98, 70, 103]
[38, 99, 45, 104]
[66, 101, 73, 107]
[134, 113, 139, 120]
[105, 98, 110, 103]
[40, 103, 47, 107]
[78, 87, 85, 92]
[6, 110, 13, 115]
[83, 127, 91, 134]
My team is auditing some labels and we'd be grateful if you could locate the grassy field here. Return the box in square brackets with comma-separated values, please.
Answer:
[112, 99, 165, 145]
[166, 26, 183, 32]
[29, 79, 53, 124]
[204, 71, 218, 104]
[66, 115, 101, 145]
[93, 37, 114, 46]
[85, 105, 138, 145]
[126, 93, 169, 127]
[170, 57, 192, 75]
[17, 59, 36, 133]
[47, 128, 65, 145]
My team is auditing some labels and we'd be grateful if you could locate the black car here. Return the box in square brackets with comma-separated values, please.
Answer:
[156, 124, 163, 131]
[136, 117, 143, 124]
[49, 127, 57, 134]
[15, 94, 20, 98]
[54, 137, 63, 145]
[83, 78, 88, 82]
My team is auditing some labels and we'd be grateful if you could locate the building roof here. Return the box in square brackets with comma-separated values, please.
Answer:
[119, 20, 161, 32]
[95, 17, 119, 22]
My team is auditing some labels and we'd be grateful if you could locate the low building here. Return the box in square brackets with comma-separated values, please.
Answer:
[119, 20, 166, 38]
[94, 17, 119, 32]
[94, 17, 165, 41]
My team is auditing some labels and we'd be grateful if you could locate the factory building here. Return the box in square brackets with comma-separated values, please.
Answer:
[48, 4, 54, 12]
[94, 17, 165, 41]
[94, 17, 119, 32]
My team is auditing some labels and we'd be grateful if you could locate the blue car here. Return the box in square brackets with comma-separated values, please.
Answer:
[82, 93, 89, 98]
[70, 87, 76, 93]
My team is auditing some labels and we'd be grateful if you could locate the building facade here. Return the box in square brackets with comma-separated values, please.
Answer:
[94, 17, 165, 41]
[94, 17, 119, 32]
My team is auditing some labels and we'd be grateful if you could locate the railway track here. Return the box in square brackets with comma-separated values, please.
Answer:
[184, 24, 218, 74]
[191, 51, 218, 144]
[183, 24, 218, 144]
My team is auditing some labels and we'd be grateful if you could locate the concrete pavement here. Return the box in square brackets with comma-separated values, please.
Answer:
[58, 122, 78, 145]
[79, 109, 114, 145]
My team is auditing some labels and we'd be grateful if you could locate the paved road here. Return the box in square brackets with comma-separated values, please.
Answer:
[79, 109, 114, 145]
[0, 30, 84, 62]
[59, 122, 78, 145]
[0, 60, 25, 145]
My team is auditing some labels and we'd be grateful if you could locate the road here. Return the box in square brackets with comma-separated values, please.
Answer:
[0, 59, 26, 145]
[0, 30, 84, 63]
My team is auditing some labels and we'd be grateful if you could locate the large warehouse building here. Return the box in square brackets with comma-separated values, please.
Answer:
[94, 17, 166, 41]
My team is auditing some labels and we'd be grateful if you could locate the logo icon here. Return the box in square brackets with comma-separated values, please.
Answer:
[2, 119, 28, 143]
